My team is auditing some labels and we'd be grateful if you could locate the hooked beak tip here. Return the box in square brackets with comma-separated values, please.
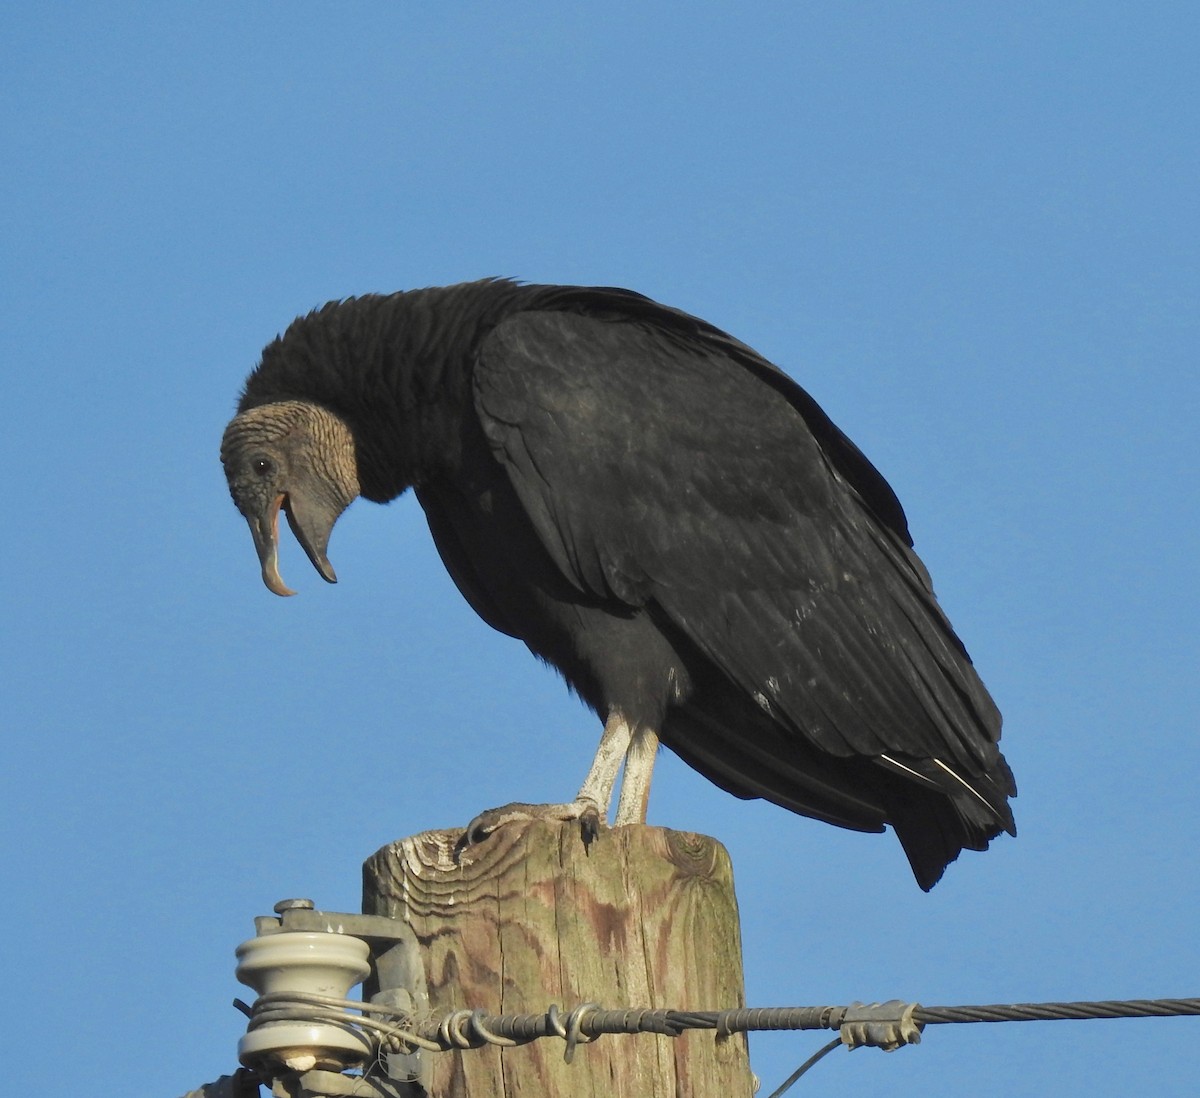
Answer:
[262, 555, 297, 597]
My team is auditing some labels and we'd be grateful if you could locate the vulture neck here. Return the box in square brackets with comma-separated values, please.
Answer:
[247, 284, 520, 503]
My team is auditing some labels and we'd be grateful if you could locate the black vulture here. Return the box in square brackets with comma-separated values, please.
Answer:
[220, 279, 1015, 889]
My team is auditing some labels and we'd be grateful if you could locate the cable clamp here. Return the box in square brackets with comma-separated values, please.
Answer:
[839, 1000, 922, 1051]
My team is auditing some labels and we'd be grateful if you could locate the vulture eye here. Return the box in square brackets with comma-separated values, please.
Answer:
[252, 457, 274, 477]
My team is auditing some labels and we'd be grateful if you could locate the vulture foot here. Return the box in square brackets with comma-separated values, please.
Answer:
[458, 799, 603, 853]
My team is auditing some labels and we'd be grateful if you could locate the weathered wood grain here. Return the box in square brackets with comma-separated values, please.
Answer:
[363, 821, 754, 1097]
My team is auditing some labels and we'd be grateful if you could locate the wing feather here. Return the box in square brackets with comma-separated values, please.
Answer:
[473, 304, 1010, 825]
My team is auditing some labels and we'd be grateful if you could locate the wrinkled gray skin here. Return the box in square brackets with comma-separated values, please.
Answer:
[220, 401, 359, 597]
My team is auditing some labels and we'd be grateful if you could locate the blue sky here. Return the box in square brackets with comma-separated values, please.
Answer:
[3, 4, 1198, 1094]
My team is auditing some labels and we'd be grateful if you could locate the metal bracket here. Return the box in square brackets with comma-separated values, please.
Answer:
[253, 900, 433, 1097]
[268, 1067, 417, 1098]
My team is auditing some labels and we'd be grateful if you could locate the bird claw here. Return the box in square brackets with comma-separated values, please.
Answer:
[457, 800, 604, 855]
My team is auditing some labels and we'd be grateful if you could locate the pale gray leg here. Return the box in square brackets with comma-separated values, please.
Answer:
[576, 709, 635, 813]
[614, 726, 659, 825]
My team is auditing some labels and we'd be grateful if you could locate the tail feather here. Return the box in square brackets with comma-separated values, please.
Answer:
[883, 772, 1015, 891]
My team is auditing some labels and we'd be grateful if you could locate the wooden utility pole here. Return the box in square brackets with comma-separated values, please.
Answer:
[363, 820, 754, 1097]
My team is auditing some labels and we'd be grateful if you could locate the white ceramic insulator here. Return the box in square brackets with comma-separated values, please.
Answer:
[235, 930, 373, 1073]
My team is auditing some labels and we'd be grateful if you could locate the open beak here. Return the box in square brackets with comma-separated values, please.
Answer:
[249, 494, 296, 597]
[244, 483, 342, 597]
[284, 493, 339, 586]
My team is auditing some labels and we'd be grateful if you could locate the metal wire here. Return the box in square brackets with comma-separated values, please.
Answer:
[239, 992, 1200, 1091]
[241, 992, 1200, 1050]
[762, 1037, 843, 1098]
[914, 998, 1200, 1025]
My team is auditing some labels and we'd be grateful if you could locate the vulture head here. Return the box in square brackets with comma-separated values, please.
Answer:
[220, 401, 360, 596]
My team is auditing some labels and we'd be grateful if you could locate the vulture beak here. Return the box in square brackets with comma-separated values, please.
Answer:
[283, 488, 340, 587]
[245, 486, 339, 597]
[249, 493, 297, 597]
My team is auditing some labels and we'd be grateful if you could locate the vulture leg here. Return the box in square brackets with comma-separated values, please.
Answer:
[462, 711, 634, 845]
[614, 726, 659, 825]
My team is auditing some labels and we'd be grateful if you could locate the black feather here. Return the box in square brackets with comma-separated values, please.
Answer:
[234, 279, 1016, 889]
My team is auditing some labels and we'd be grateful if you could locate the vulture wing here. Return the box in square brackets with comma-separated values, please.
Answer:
[472, 304, 1012, 854]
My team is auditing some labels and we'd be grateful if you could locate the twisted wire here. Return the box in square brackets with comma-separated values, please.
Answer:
[240, 993, 1200, 1054]
[239, 992, 1200, 1095]
[914, 997, 1200, 1025]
